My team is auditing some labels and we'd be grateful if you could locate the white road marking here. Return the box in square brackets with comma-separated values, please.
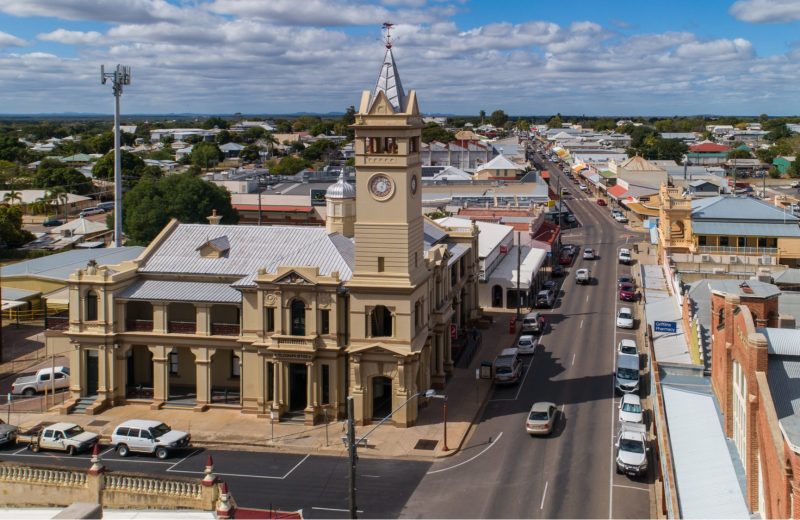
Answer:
[610, 233, 623, 519]
[168, 453, 310, 480]
[311, 507, 364, 513]
[571, 353, 576, 366]
[613, 484, 650, 493]
[580, 319, 584, 328]
[362, 474, 380, 478]
[12, 446, 29, 455]
[586, 295, 589, 303]
[99, 446, 115, 457]
[540, 481, 549, 509]
[489, 361, 533, 402]
[166, 448, 202, 471]
[426, 432, 503, 475]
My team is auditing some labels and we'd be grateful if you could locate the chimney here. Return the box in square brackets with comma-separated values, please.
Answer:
[207, 209, 222, 225]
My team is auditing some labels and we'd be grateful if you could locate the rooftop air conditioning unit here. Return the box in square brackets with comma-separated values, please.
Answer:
[701, 254, 711, 262]
[758, 256, 772, 265]
[729, 256, 739, 263]
[713, 267, 726, 274]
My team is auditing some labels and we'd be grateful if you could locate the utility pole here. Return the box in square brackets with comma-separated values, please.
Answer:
[101, 64, 131, 247]
[347, 396, 357, 519]
[516, 231, 522, 318]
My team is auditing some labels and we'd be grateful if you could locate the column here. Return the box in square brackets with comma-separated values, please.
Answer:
[305, 362, 314, 409]
[114, 345, 131, 405]
[350, 354, 365, 425]
[148, 345, 169, 407]
[432, 336, 445, 389]
[272, 361, 280, 409]
[191, 347, 216, 412]
[197, 305, 210, 336]
[444, 329, 454, 374]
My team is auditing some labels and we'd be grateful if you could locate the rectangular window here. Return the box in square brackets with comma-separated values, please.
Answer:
[169, 351, 179, 375]
[737, 236, 746, 247]
[267, 362, 274, 401]
[231, 351, 240, 378]
[720, 236, 729, 247]
[378, 257, 385, 272]
[265, 307, 275, 332]
[321, 364, 330, 405]
[698, 235, 707, 246]
[758, 237, 767, 248]
[320, 309, 330, 334]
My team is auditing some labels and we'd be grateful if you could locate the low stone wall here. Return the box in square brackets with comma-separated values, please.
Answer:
[0, 465, 93, 507]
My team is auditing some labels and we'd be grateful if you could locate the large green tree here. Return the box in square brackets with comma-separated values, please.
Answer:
[203, 116, 229, 130]
[421, 123, 455, 143]
[0, 204, 33, 247]
[190, 142, 224, 169]
[271, 156, 309, 176]
[240, 144, 262, 163]
[489, 110, 508, 128]
[92, 150, 146, 182]
[301, 139, 338, 162]
[33, 159, 93, 195]
[122, 173, 239, 245]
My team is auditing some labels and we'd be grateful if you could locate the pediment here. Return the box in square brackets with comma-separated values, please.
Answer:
[273, 271, 314, 285]
[368, 90, 395, 115]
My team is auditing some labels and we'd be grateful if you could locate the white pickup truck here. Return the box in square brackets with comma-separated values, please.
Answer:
[20, 422, 99, 456]
[11, 367, 70, 396]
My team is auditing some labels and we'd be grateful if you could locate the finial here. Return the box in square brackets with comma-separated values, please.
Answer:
[382, 21, 394, 49]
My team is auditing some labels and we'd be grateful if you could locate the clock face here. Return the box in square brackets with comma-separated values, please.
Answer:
[410, 175, 418, 195]
[369, 174, 394, 200]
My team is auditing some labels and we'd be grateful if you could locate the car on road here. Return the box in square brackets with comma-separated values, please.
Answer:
[564, 214, 576, 224]
[536, 289, 556, 308]
[42, 218, 63, 227]
[619, 394, 644, 424]
[112, 420, 191, 459]
[21, 422, 98, 456]
[619, 282, 636, 302]
[611, 209, 623, 218]
[791, 181, 800, 188]
[521, 312, 543, 334]
[596, 199, 607, 206]
[616, 307, 635, 329]
[11, 366, 70, 396]
[525, 402, 558, 436]
[618, 275, 634, 287]
[615, 353, 641, 394]
[617, 339, 638, 356]
[494, 348, 523, 385]
[79, 207, 105, 218]
[560, 187, 570, 197]
[515, 334, 539, 355]
[618, 248, 632, 265]
[551, 265, 564, 277]
[614, 213, 629, 224]
[542, 280, 557, 291]
[582, 248, 595, 260]
[0, 419, 18, 447]
[615, 423, 648, 477]
[578, 184, 587, 191]
[559, 252, 573, 266]
[576, 268, 591, 285]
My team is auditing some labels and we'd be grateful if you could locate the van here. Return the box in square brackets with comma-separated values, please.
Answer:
[615, 353, 640, 394]
[521, 312, 541, 334]
[494, 348, 522, 385]
[79, 207, 105, 217]
[97, 201, 115, 212]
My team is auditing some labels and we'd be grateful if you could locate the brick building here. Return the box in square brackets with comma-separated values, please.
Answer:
[709, 280, 800, 517]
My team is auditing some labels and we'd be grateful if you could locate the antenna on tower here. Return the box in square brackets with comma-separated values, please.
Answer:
[100, 64, 132, 248]
[382, 21, 394, 48]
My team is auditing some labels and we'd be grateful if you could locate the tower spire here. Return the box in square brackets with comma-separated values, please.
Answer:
[371, 22, 405, 113]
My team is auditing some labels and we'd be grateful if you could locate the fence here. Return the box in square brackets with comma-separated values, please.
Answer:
[0, 389, 70, 418]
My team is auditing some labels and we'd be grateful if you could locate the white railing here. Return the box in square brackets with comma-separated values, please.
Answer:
[0, 465, 87, 487]
[105, 474, 202, 498]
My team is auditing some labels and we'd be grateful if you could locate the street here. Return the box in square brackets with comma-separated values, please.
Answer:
[401, 153, 651, 518]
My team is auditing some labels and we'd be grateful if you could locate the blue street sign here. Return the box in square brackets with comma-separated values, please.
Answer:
[654, 321, 677, 333]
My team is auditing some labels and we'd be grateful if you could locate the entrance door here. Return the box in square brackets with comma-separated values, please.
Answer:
[492, 285, 503, 307]
[372, 376, 392, 420]
[288, 363, 308, 412]
[86, 351, 99, 397]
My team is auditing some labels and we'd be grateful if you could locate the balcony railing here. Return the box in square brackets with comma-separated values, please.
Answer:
[698, 246, 778, 256]
[167, 321, 197, 334]
[272, 334, 316, 350]
[210, 323, 240, 336]
[125, 319, 154, 332]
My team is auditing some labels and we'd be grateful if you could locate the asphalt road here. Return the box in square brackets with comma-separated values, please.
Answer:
[401, 153, 651, 519]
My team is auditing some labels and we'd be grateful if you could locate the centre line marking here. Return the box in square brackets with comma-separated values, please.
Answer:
[312, 507, 364, 513]
[580, 319, 584, 328]
[540, 481, 549, 509]
[427, 432, 504, 475]
[572, 353, 576, 366]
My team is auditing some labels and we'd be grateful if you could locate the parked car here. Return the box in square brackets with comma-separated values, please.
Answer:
[791, 181, 800, 188]
[0, 420, 18, 446]
[559, 252, 573, 266]
[619, 394, 644, 424]
[614, 213, 629, 224]
[542, 280, 557, 291]
[111, 420, 191, 459]
[578, 184, 587, 191]
[521, 312, 542, 334]
[42, 218, 63, 227]
[536, 289, 556, 308]
[618, 248, 632, 265]
[564, 214, 576, 224]
[20, 422, 98, 456]
[616, 307, 634, 329]
[619, 282, 636, 301]
[615, 423, 648, 476]
[562, 244, 577, 255]
[582, 248, 595, 260]
[525, 402, 558, 436]
[11, 366, 70, 396]
[79, 207, 105, 218]
[551, 265, 564, 277]
[96, 201, 115, 212]
[515, 334, 539, 356]
[596, 199, 607, 206]
[494, 348, 523, 385]
[576, 268, 591, 285]
[618, 275, 634, 287]
[615, 353, 641, 394]
[617, 339, 638, 357]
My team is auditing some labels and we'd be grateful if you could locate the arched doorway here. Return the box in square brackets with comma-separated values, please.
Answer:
[372, 376, 392, 420]
[492, 285, 503, 307]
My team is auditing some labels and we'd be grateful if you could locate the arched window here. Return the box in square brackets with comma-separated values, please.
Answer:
[717, 307, 725, 329]
[86, 291, 98, 321]
[290, 299, 306, 336]
[371, 306, 393, 337]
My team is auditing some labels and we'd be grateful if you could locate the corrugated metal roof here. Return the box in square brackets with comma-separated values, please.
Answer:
[692, 196, 800, 222]
[758, 328, 800, 356]
[766, 358, 800, 444]
[435, 217, 511, 258]
[1, 287, 40, 301]
[489, 246, 546, 289]
[0, 247, 144, 282]
[692, 221, 800, 237]
[371, 46, 405, 113]
[119, 279, 241, 303]
[779, 292, 800, 328]
[447, 244, 469, 267]
[707, 279, 781, 299]
[423, 221, 447, 249]
[772, 268, 800, 284]
[661, 383, 750, 519]
[139, 224, 353, 282]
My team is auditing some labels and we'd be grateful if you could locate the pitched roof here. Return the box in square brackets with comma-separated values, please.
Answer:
[619, 156, 664, 172]
[119, 280, 241, 303]
[759, 327, 800, 356]
[52, 217, 108, 235]
[607, 184, 628, 198]
[692, 196, 800, 223]
[371, 46, 405, 113]
[476, 154, 524, 172]
[0, 247, 144, 282]
[689, 141, 730, 153]
[435, 217, 511, 258]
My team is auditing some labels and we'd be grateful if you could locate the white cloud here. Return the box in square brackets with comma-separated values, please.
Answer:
[0, 0, 185, 23]
[38, 29, 103, 45]
[0, 30, 26, 48]
[730, 0, 800, 23]
[675, 38, 754, 61]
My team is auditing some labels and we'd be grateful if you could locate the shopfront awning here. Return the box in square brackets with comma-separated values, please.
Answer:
[607, 184, 628, 200]
[488, 246, 547, 290]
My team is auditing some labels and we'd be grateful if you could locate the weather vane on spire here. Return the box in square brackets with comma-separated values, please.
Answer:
[382, 22, 394, 49]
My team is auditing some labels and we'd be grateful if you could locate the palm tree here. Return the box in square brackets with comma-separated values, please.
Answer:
[47, 188, 70, 221]
[263, 133, 279, 158]
[3, 190, 21, 206]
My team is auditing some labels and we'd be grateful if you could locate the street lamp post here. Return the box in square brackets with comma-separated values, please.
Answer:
[428, 393, 448, 451]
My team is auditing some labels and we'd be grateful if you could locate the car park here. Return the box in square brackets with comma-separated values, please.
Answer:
[616, 307, 634, 329]
[536, 289, 556, 308]
[494, 348, 523, 385]
[576, 268, 591, 285]
[559, 252, 573, 266]
[619, 394, 644, 424]
[617, 339, 638, 356]
[515, 334, 539, 355]
[525, 402, 558, 435]
[112, 420, 191, 459]
[542, 280, 557, 291]
[615, 353, 640, 393]
[618, 248, 632, 265]
[615, 423, 648, 476]
[596, 199, 607, 206]
[551, 265, 564, 277]
[582, 248, 595, 260]
[619, 282, 636, 301]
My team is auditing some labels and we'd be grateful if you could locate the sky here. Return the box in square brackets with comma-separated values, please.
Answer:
[0, 0, 799, 116]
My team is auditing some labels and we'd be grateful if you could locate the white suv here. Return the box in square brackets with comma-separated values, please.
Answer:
[111, 420, 191, 459]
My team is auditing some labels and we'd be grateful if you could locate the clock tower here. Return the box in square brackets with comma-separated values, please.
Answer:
[348, 31, 426, 289]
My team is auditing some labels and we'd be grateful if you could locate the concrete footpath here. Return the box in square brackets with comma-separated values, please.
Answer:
[6, 310, 520, 460]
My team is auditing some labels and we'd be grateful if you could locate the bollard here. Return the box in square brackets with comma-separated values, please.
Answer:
[509, 317, 516, 334]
